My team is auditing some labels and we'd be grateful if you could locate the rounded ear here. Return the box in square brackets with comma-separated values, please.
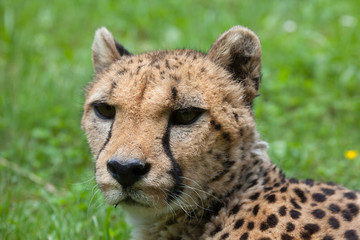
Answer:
[207, 26, 261, 103]
[92, 27, 131, 75]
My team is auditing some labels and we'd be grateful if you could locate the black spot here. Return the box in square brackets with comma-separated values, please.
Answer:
[246, 179, 258, 189]
[328, 217, 340, 229]
[342, 210, 353, 221]
[239, 129, 243, 136]
[304, 224, 320, 235]
[262, 177, 270, 185]
[165, 60, 170, 69]
[321, 188, 335, 195]
[240, 233, 249, 240]
[290, 198, 302, 209]
[233, 112, 239, 122]
[266, 214, 278, 228]
[171, 87, 177, 100]
[326, 181, 336, 186]
[117, 69, 128, 75]
[286, 222, 295, 232]
[312, 193, 326, 202]
[223, 160, 235, 169]
[210, 120, 221, 130]
[234, 218, 244, 229]
[259, 238, 271, 240]
[347, 203, 359, 216]
[344, 230, 359, 240]
[222, 132, 231, 141]
[266, 194, 276, 203]
[311, 209, 325, 219]
[260, 221, 269, 231]
[247, 222, 254, 230]
[210, 169, 229, 182]
[344, 192, 357, 200]
[290, 210, 301, 219]
[226, 173, 235, 184]
[282, 233, 294, 240]
[294, 188, 307, 203]
[279, 206, 287, 216]
[252, 204, 260, 216]
[162, 124, 183, 202]
[300, 231, 311, 240]
[280, 186, 288, 192]
[210, 225, 221, 236]
[322, 236, 334, 240]
[229, 205, 240, 215]
[170, 74, 180, 82]
[250, 192, 260, 200]
[304, 179, 314, 187]
[201, 67, 206, 72]
[289, 178, 299, 184]
[220, 233, 229, 239]
[136, 65, 143, 74]
[328, 204, 341, 213]
[245, 171, 253, 179]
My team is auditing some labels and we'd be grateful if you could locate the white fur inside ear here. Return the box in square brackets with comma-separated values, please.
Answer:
[92, 27, 121, 75]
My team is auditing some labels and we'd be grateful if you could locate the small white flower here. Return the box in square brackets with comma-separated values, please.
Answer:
[339, 15, 357, 28]
[283, 20, 297, 33]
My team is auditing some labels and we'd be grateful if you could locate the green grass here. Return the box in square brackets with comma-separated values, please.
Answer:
[1, 0, 359, 239]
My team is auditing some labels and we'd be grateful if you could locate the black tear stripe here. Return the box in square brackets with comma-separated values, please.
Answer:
[96, 121, 114, 161]
[162, 123, 184, 202]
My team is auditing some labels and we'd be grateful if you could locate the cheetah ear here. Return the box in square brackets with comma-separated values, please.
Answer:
[207, 26, 261, 103]
[92, 27, 131, 75]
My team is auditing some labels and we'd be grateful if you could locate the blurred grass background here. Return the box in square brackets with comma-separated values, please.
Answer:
[0, 0, 359, 239]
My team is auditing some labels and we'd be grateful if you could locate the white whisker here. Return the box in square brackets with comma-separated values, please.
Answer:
[73, 176, 96, 186]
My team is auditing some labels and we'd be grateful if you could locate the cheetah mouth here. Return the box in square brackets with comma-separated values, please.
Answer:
[97, 183, 148, 207]
[98, 182, 171, 210]
[116, 196, 150, 208]
[108, 188, 153, 208]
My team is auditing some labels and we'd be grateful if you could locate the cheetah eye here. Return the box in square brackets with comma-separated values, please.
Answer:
[170, 107, 205, 125]
[93, 103, 116, 120]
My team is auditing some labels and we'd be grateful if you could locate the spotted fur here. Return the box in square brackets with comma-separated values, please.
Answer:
[82, 26, 360, 240]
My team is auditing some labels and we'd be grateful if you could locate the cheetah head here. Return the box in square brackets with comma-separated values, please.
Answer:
[82, 26, 262, 220]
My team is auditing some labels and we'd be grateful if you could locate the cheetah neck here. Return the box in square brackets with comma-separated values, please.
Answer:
[127, 136, 282, 240]
[236, 138, 285, 196]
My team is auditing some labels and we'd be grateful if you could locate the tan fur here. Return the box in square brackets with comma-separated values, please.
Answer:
[82, 26, 360, 240]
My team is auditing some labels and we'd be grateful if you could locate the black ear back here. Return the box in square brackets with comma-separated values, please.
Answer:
[207, 26, 262, 103]
[115, 40, 131, 57]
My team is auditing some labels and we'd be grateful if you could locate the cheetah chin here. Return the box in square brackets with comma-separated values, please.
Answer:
[82, 26, 360, 240]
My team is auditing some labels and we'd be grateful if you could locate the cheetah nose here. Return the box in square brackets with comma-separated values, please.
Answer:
[107, 158, 151, 188]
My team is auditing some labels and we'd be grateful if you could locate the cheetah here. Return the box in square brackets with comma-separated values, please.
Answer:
[81, 26, 360, 240]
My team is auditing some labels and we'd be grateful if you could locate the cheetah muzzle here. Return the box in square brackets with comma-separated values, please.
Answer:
[82, 26, 360, 240]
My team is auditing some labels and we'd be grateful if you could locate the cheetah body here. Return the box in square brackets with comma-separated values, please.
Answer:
[82, 26, 360, 240]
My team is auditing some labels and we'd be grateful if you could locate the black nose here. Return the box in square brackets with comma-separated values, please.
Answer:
[107, 158, 150, 188]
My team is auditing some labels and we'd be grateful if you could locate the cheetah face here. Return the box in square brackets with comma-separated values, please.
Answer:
[82, 26, 261, 218]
